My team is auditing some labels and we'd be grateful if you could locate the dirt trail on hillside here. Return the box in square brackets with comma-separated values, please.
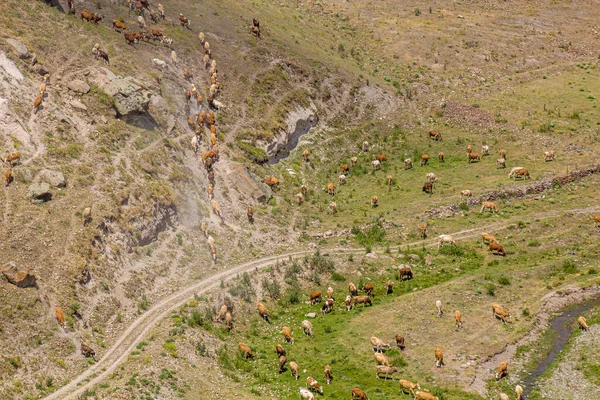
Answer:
[44, 202, 600, 399]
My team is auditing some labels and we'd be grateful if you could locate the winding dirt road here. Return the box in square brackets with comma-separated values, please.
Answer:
[45, 205, 600, 399]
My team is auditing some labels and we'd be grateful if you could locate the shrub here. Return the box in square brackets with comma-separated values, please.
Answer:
[498, 276, 511, 286]
[563, 260, 578, 274]
[332, 272, 345, 281]
[486, 283, 496, 296]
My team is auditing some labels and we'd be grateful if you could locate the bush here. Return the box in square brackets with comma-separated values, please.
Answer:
[439, 245, 465, 257]
[309, 250, 335, 273]
[332, 272, 345, 281]
[237, 141, 269, 164]
[262, 278, 281, 299]
[486, 283, 496, 296]
[563, 260, 578, 274]
[498, 276, 511, 286]
[229, 272, 255, 302]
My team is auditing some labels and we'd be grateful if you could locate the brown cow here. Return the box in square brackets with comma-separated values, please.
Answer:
[455, 310, 462, 331]
[309, 291, 322, 305]
[594, 215, 600, 228]
[371, 195, 378, 208]
[282, 326, 294, 344]
[276, 344, 286, 357]
[492, 304, 511, 323]
[510, 168, 530, 180]
[225, 311, 233, 331]
[489, 242, 506, 256]
[4, 167, 12, 187]
[375, 365, 398, 379]
[467, 145, 473, 154]
[324, 364, 332, 384]
[263, 176, 279, 188]
[434, 348, 444, 367]
[419, 224, 427, 239]
[351, 387, 369, 400]
[376, 154, 388, 163]
[307, 377, 323, 394]
[81, 342, 96, 360]
[33, 94, 43, 111]
[415, 391, 439, 400]
[480, 201, 499, 213]
[371, 337, 391, 353]
[327, 286, 334, 300]
[81, 10, 102, 24]
[364, 282, 374, 297]
[340, 164, 350, 173]
[420, 154, 429, 166]
[290, 361, 300, 380]
[387, 175, 393, 187]
[385, 281, 393, 295]
[257, 302, 271, 323]
[544, 151, 555, 162]
[303, 149, 309, 161]
[278, 355, 287, 374]
[55, 306, 66, 329]
[481, 233, 497, 246]
[499, 149, 507, 160]
[210, 245, 217, 263]
[238, 342, 253, 358]
[325, 183, 336, 195]
[353, 296, 372, 307]
[399, 379, 420, 395]
[5, 152, 21, 166]
[423, 182, 433, 195]
[247, 207, 254, 223]
[428, 130, 442, 141]
[211, 199, 221, 218]
[348, 282, 358, 296]
[438, 152, 444, 162]
[345, 295, 352, 311]
[395, 334, 405, 350]
[578, 316, 589, 331]
[112, 20, 127, 31]
[467, 152, 480, 163]
[399, 266, 413, 281]
[496, 361, 508, 380]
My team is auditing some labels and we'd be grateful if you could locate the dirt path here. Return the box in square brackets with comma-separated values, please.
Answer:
[44, 204, 600, 399]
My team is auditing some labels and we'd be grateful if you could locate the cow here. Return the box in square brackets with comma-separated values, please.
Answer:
[404, 158, 413, 169]
[420, 154, 429, 166]
[481, 233, 497, 246]
[492, 303, 511, 323]
[438, 152, 444, 163]
[371, 336, 391, 353]
[327, 287, 334, 299]
[257, 302, 271, 323]
[461, 189, 472, 198]
[345, 295, 352, 311]
[496, 361, 508, 380]
[376, 154, 388, 163]
[399, 379, 420, 395]
[385, 281, 393, 295]
[290, 361, 300, 380]
[282, 326, 294, 344]
[83, 207, 92, 225]
[399, 266, 413, 281]
[278, 355, 287, 374]
[33, 94, 43, 112]
[438, 234, 456, 248]
[467, 152, 481, 163]
[339, 174, 346, 185]
[499, 149, 507, 160]
[375, 365, 398, 379]
[372, 160, 381, 170]
[247, 207, 254, 223]
[225, 312, 233, 331]
[112, 20, 127, 31]
[489, 242, 506, 256]
[482, 145, 490, 156]
[349, 282, 358, 296]
[307, 377, 323, 394]
[303, 149, 310, 161]
[299, 387, 314, 400]
[578, 316, 589, 330]
[324, 364, 332, 384]
[55, 306, 66, 329]
[179, 13, 190, 28]
[263, 176, 280, 188]
[509, 167, 530, 180]
[4, 167, 12, 187]
[81, 10, 102, 24]
[594, 215, 600, 228]
[353, 296, 372, 307]
[328, 201, 337, 213]
[215, 304, 228, 322]
[428, 130, 442, 141]
[436, 300, 443, 317]
[516, 385, 523, 400]
[211, 199, 221, 218]
[415, 391, 439, 400]
[238, 342, 253, 359]
[321, 298, 334, 315]
[362, 141, 369, 153]
[301, 320, 313, 337]
[276, 344, 286, 358]
[387, 175, 393, 187]
[81, 342, 96, 360]
[124, 31, 140, 46]
[426, 172, 437, 183]
[201, 221, 207, 237]
[351, 387, 369, 400]
[210, 245, 217, 263]
[340, 163, 350, 173]
[309, 291, 322, 305]
[434, 348, 444, 367]
[497, 158, 506, 168]
[419, 224, 427, 239]
[423, 182, 433, 195]
[325, 183, 336, 195]
[480, 201, 499, 213]
[371, 195, 378, 208]
[455, 310, 462, 331]
[137, 15, 146, 28]
[467, 145, 473, 154]
[250, 25, 261, 38]
[300, 184, 308, 196]
[395, 334, 405, 350]
[500, 394, 509, 400]
[6, 152, 21, 166]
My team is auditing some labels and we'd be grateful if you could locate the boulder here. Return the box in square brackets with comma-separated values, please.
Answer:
[216, 162, 271, 203]
[2, 262, 37, 288]
[33, 64, 50, 76]
[68, 79, 90, 94]
[5, 38, 30, 59]
[305, 312, 317, 318]
[103, 76, 151, 117]
[28, 183, 52, 202]
[70, 100, 88, 112]
[409, 254, 421, 262]
[425, 254, 432, 265]
[35, 169, 66, 188]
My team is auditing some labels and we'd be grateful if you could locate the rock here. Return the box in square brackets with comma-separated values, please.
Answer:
[311, 220, 321, 228]
[215, 161, 271, 203]
[5, 38, 30, 59]
[33, 64, 49, 76]
[70, 100, 88, 112]
[0, 51, 24, 81]
[13, 168, 33, 183]
[68, 79, 90, 94]
[2, 262, 37, 288]
[409, 254, 421, 262]
[305, 312, 317, 318]
[366, 252, 378, 259]
[103, 76, 151, 117]
[35, 169, 66, 188]
[425, 254, 432, 265]
[166, 118, 176, 133]
[28, 183, 52, 202]
[152, 58, 167, 69]
[398, 254, 405, 259]
[264, 104, 318, 163]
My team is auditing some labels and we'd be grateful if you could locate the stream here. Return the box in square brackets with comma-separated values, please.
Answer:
[521, 297, 600, 398]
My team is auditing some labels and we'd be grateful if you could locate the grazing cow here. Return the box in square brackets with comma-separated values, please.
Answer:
[211, 199, 221, 218]
[179, 13, 190, 28]
[238, 342, 253, 359]
[290, 361, 300, 380]
[345, 295, 352, 311]
[455, 310, 462, 331]
[492, 304, 511, 323]
[593, 215, 600, 228]
[438, 152, 444, 163]
[510, 167, 530, 180]
[247, 207, 253, 223]
[112, 20, 127, 31]
[225, 312, 233, 331]
[351, 387, 369, 400]
[351, 156, 358, 165]
[399, 266, 413, 281]
[395, 334, 405, 350]
[426, 172, 437, 183]
[300, 184, 307, 196]
[461, 189, 472, 198]
[481, 233, 497, 246]
[339, 174, 346, 185]
[253, 18, 260, 28]
[500, 394, 509, 400]
[302, 149, 310, 161]
[419, 224, 427, 239]
[376, 365, 398, 379]
[480, 201, 499, 213]
[257, 302, 271, 323]
[497, 158, 506, 168]
[309, 291, 322, 305]
[299, 387, 314, 400]
[376, 154, 388, 163]
[436, 300, 443, 317]
[371, 336, 391, 353]
[4, 167, 12, 187]
[353, 296, 372, 307]
[387, 175, 393, 187]
[307, 377, 323, 394]
[263, 176, 280, 188]
[215, 304, 228, 322]
[328, 201, 337, 213]
[420, 154, 429, 166]
[83, 207, 92, 225]
[325, 183, 336, 195]
[467, 152, 481, 163]
[327, 287, 334, 299]
[428, 130, 442, 141]
[251, 26, 261, 38]
[415, 391, 439, 400]
[276, 344, 286, 357]
[321, 298, 334, 315]
[55, 306, 66, 329]
[362, 141, 369, 153]
[92, 45, 109, 65]
[385, 281, 393, 295]
[544, 151, 555, 162]
[282, 326, 294, 344]
[496, 361, 508, 380]
[434, 348, 444, 367]
[499, 149, 507, 160]
[467, 145, 473, 154]
[372, 160, 381, 170]
[301, 320, 313, 337]
[423, 182, 433, 195]
[278, 355, 287, 374]
[399, 379, 420, 395]
[348, 283, 358, 296]
[340, 163, 350, 173]
[489, 242, 506, 256]
[324, 364, 332, 384]
[578, 316, 589, 331]
[296, 193, 304, 206]
[210, 245, 217, 263]
[438, 234, 456, 248]
[404, 158, 413, 169]
[482, 145, 490, 156]
[515, 385, 523, 400]
[81, 342, 96, 360]
[371, 195, 378, 208]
